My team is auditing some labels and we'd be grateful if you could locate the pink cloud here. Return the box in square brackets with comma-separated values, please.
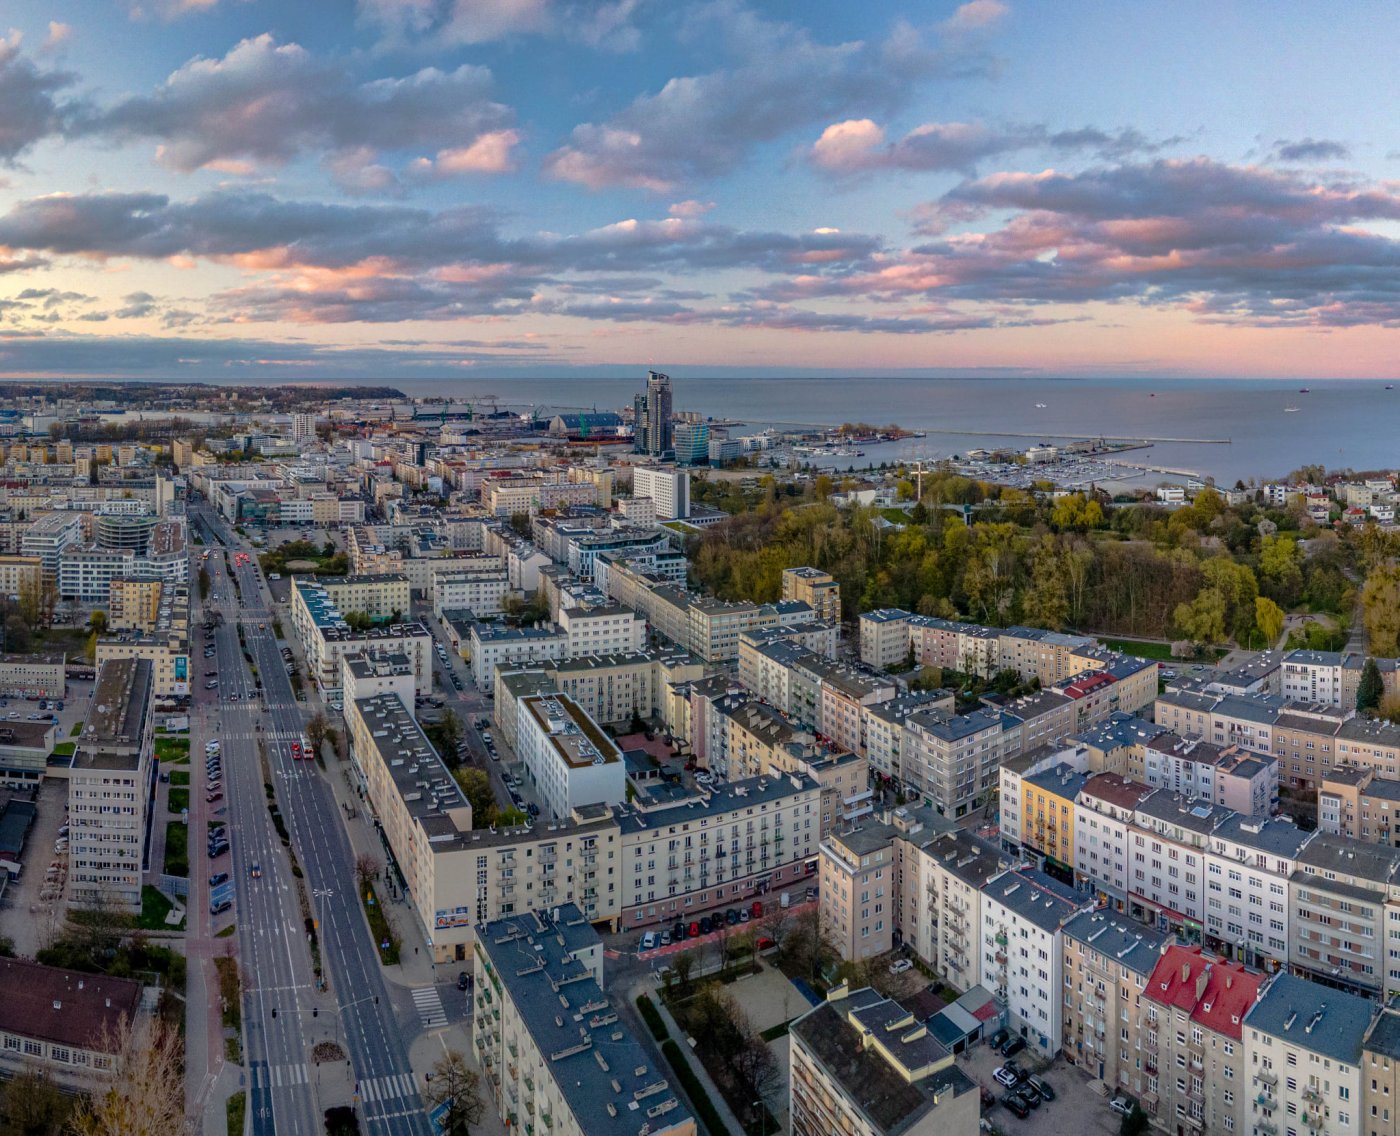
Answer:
[431, 130, 520, 175]
[943, 0, 1009, 32]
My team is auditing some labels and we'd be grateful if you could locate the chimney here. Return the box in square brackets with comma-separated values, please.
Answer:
[52, 1000, 60, 1010]
[1182, 962, 1191, 983]
[1195, 968, 1209, 1002]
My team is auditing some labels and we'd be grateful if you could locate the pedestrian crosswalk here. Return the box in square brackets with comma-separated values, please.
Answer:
[359, 1071, 418, 1103]
[253, 1062, 309, 1089]
[411, 985, 447, 1028]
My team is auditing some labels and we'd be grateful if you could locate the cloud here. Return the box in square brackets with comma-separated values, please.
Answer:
[808, 118, 1178, 174]
[942, 0, 1008, 32]
[1270, 137, 1350, 163]
[356, 0, 646, 49]
[0, 32, 77, 163]
[88, 34, 513, 179]
[40, 22, 72, 52]
[668, 200, 714, 218]
[544, 5, 995, 190]
[407, 130, 521, 181]
[772, 157, 1400, 328]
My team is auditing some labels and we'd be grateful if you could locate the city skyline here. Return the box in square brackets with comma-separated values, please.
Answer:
[3, 2, 1400, 380]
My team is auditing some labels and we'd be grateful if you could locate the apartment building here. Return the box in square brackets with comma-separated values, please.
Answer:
[20, 511, 81, 581]
[471, 906, 695, 1136]
[293, 581, 434, 697]
[347, 689, 622, 960]
[631, 465, 689, 520]
[68, 658, 154, 913]
[859, 608, 914, 670]
[820, 822, 900, 961]
[431, 568, 512, 618]
[498, 650, 702, 733]
[789, 987, 978, 1136]
[1289, 833, 1400, 998]
[557, 603, 645, 657]
[1020, 764, 1089, 872]
[1060, 909, 1172, 1090]
[900, 828, 1005, 990]
[308, 573, 411, 622]
[997, 627, 1098, 687]
[1200, 814, 1313, 971]
[781, 567, 841, 625]
[1137, 945, 1266, 1136]
[106, 575, 163, 631]
[686, 597, 779, 663]
[1318, 766, 1400, 844]
[1075, 773, 1155, 911]
[469, 623, 568, 689]
[1243, 973, 1371, 1136]
[518, 694, 626, 820]
[1362, 1008, 1400, 1136]
[0, 959, 143, 1089]
[979, 868, 1090, 1055]
[1128, 790, 1233, 937]
[0, 653, 65, 698]
[616, 771, 821, 929]
[900, 707, 1004, 818]
[1282, 650, 1350, 704]
[482, 476, 597, 516]
[861, 690, 956, 781]
[1139, 733, 1279, 816]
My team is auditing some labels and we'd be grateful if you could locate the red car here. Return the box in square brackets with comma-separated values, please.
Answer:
[687, 921, 700, 938]
[751, 901, 764, 918]
[291, 741, 302, 757]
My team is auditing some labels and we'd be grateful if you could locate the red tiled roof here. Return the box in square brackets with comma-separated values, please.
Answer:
[1065, 672, 1115, 697]
[1080, 772, 1154, 809]
[1144, 944, 1265, 1040]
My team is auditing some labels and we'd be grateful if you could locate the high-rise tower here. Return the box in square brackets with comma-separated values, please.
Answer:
[633, 370, 673, 455]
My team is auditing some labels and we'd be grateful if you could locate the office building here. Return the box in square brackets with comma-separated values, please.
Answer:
[672, 421, 709, 465]
[631, 465, 689, 520]
[633, 370, 673, 456]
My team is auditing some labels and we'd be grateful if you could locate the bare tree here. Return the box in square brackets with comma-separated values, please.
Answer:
[757, 906, 795, 951]
[424, 1051, 485, 1136]
[731, 1027, 782, 1122]
[305, 712, 329, 759]
[67, 1014, 189, 1136]
[1, 1061, 69, 1134]
[354, 853, 382, 891]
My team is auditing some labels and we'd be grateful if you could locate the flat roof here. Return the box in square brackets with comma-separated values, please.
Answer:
[76, 657, 151, 768]
[614, 770, 817, 835]
[354, 693, 470, 844]
[521, 694, 621, 769]
[1244, 973, 1373, 1064]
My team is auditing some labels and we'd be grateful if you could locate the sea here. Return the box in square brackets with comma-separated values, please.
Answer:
[159, 374, 1400, 486]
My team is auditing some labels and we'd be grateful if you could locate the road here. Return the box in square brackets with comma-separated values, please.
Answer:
[195, 508, 434, 1136]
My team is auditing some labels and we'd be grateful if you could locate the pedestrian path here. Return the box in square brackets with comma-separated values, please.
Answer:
[411, 985, 447, 1028]
[359, 1071, 418, 1104]
[251, 1062, 310, 1089]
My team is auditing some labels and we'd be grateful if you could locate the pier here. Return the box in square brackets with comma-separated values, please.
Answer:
[920, 429, 1231, 444]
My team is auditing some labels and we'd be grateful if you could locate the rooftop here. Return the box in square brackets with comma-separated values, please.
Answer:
[1364, 1008, 1400, 1061]
[475, 905, 691, 1136]
[790, 988, 975, 1136]
[1244, 972, 1373, 1064]
[1145, 945, 1265, 1039]
[614, 770, 818, 835]
[981, 867, 1085, 932]
[1063, 908, 1173, 976]
[0, 958, 142, 1052]
[521, 694, 621, 769]
[76, 657, 152, 769]
[354, 693, 471, 844]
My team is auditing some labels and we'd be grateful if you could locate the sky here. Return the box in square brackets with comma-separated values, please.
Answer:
[3, 0, 1400, 381]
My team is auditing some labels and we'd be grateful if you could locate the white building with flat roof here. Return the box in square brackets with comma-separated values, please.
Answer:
[517, 693, 626, 820]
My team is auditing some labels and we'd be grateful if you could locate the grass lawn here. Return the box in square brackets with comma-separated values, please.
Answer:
[168, 788, 189, 813]
[155, 736, 190, 763]
[138, 885, 182, 930]
[163, 821, 188, 878]
[216, 924, 236, 938]
[51, 740, 75, 756]
[226, 1091, 246, 1135]
[170, 769, 189, 786]
[69, 722, 82, 737]
[1098, 637, 1226, 663]
[361, 885, 401, 965]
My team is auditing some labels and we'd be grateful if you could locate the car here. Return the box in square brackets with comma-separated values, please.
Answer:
[205, 680, 219, 689]
[206, 792, 223, 803]
[210, 898, 233, 916]
[291, 741, 302, 757]
[739, 908, 751, 922]
[489, 750, 499, 761]
[1015, 1083, 1041, 1109]
[751, 901, 763, 918]
[698, 916, 713, 934]
[988, 1028, 1010, 1051]
[993, 1066, 1020, 1089]
[527, 803, 539, 816]
[725, 908, 739, 925]
[209, 872, 230, 887]
[1000, 1094, 1029, 1120]
[206, 741, 221, 751]
[755, 936, 776, 951]
[687, 921, 700, 937]
[659, 931, 672, 946]
[888, 958, 914, 975]
[208, 843, 228, 859]
[672, 921, 686, 942]
[230, 692, 240, 701]
[1109, 1097, 1135, 1118]
[693, 771, 713, 785]
[980, 1088, 996, 1111]
[1025, 1075, 1054, 1102]
[457, 971, 470, 991]
[641, 932, 658, 951]
[1000, 1037, 1027, 1059]
[207, 781, 221, 792]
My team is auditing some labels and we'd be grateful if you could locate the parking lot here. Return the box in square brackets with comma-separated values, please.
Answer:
[0, 780, 71, 957]
[963, 1039, 1124, 1136]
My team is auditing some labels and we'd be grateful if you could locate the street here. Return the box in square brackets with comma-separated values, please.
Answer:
[193, 507, 434, 1136]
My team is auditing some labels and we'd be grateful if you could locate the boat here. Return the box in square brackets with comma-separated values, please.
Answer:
[1149, 393, 1155, 397]
[1388, 385, 1394, 390]
[1284, 406, 1300, 413]
[1299, 387, 1311, 393]
[1035, 403, 1047, 409]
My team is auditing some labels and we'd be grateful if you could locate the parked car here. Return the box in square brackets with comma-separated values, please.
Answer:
[641, 932, 658, 951]
[672, 921, 686, 942]
[208, 843, 228, 859]
[687, 921, 700, 938]
[993, 1066, 1020, 1089]
[659, 931, 672, 946]
[751, 900, 763, 918]
[1000, 1095, 1029, 1119]
[725, 908, 739, 925]
[210, 898, 233, 916]
[1026, 1075, 1054, 1102]
[1000, 1037, 1027, 1058]
[457, 971, 470, 991]
[1109, 1098, 1135, 1117]
[888, 958, 914, 975]
[210, 872, 230, 888]
[1015, 1083, 1041, 1109]
[988, 1028, 1010, 1051]
[206, 792, 223, 803]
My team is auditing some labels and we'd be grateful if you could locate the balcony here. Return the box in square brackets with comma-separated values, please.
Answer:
[1256, 1121, 1278, 1136]
[994, 931, 1008, 947]
[1188, 1055, 1204, 1073]
[1255, 1092, 1274, 1109]
[1302, 1088, 1322, 1106]
[1140, 1038, 1158, 1054]
[1183, 1113, 1202, 1131]
[1254, 1069, 1277, 1087]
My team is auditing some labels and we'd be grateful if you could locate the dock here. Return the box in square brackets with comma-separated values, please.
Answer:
[920, 429, 1230, 444]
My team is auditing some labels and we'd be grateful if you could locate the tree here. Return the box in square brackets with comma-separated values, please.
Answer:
[305, 712, 329, 759]
[1362, 563, 1400, 656]
[426, 709, 463, 764]
[669, 950, 695, 995]
[88, 610, 108, 637]
[197, 566, 210, 600]
[0, 1062, 69, 1135]
[342, 610, 373, 632]
[1120, 1104, 1150, 1136]
[508, 512, 532, 539]
[453, 768, 498, 829]
[354, 854, 381, 891]
[1254, 596, 1285, 648]
[1358, 657, 1385, 713]
[424, 1051, 485, 1136]
[1174, 587, 1227, 645]
[67, 1014, 188, 1136]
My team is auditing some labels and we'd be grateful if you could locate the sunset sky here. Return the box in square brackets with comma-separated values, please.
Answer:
[3, 0, 1400, 380]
